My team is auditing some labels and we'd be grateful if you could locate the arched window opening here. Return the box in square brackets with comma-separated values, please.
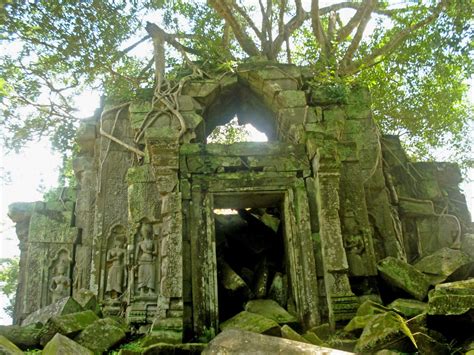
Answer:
[203, 83, 277, 143]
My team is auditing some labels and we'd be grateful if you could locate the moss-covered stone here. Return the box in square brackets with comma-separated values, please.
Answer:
[0, 335, 23, 355]
[43, 333, 93, 355]
[39, 310, 99, 346]
[280, 324, 310, 344]
[355, 312, 415, 353]
[245, 299, 298, 325]
[219, 311, 281, 336]
[413, 248, 473, 285]
[427, 280, 474, 315]
[413, 332, 449, 354]
[388, 299, 427, 318]
[22, 297, 83, 326]
[308, 323, 332, 341]
[203, 329, 351, 354]
[0, 323, 41, 350]
[302, 331, 325, 346]
[377, 257, 431, 300]
[75, 318, 126, 353]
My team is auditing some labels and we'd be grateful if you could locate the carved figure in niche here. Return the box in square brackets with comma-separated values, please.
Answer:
[106, 227, 127, 299]
[135, 221, 156, 296]
[343, 216, 366, 275]
[50, 262, 71, 303]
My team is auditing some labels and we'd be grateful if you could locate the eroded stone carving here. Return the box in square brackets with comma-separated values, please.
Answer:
[49, 251, 71, 304]
[135, 220, 157, 297]
[105, 225, 127, 300]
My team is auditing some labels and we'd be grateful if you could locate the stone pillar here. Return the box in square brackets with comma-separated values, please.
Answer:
[313, 146, 359, 328]
[145, 128, 184, 341]
[7, 203, 33, 324]
[72, 118, 97, 296]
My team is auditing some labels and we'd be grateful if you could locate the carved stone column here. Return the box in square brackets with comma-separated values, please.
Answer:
[313, 146, 359, 328]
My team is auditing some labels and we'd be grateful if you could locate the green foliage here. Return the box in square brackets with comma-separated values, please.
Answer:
[0, 0, 472, 170]
[207, 117, 252, 144]
[0, 257, 19, 318]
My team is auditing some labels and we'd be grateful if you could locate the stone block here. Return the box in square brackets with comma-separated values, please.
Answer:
[22, 297, 83, 326]
[0, 323, 41, 350]
[413, 332, 450, 355]
[73, 289, 99, 314]
[269, 78, 298, 91]
[461, 234, 474, 259]
[245, 299, 298, 325]
[126, 165, 156, 184]
[129, 101, 152, 113]
[182, 112, 203, 130]
[280, 324, 309, 344]
[387, 299, 427, 318]
[428, 279, 474, 315]
[276, 90, 306, 108]
[202, 329, 352, 354]
[177, 95, 202, 111]
[39, 310, 99, 346]
[377, 257, 431, 301]
[302, 331, 325, 346]
[413, 247, 473, 285]
[355, 312, 415, 353]
[150, 317, 183, 344]
[0, 335, 22, 355]
[75, 318, 126, 353]
[398, 198, 435, 216]
[219, 311, 281, 336]
[43, 333, 93, 355]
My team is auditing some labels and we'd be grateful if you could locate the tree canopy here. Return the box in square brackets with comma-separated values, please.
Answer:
[0, 0, 472, 167]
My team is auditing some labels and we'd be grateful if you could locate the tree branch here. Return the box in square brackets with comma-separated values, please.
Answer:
[118, 35, 151, 56]
[272, 0, 305, 59]
[341, 1, 446, 75]
[208, 0, 260, 57]
[340, 0, 376, 68]
[233, 1, 263, 41]
[336, 0, 371, 42]
[311, 0, 330, 58]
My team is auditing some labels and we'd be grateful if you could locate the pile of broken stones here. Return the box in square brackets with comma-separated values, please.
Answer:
[1, 233, 473, 354]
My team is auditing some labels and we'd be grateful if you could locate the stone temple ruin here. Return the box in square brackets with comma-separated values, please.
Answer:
[6, 64, 474, 353]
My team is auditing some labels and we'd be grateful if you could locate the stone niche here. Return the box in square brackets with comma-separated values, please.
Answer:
[9, 64, 472, 342]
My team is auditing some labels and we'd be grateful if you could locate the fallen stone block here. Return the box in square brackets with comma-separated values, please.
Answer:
[39, 309, 99, 346]
[219, 311, 281, 336]
[22, 297, 83, 326]
[308, 323, 332, 341]
[413, 332, 449, 355]
[280, 324, 310, 344]
[428, 279, 474, 315]
[43, 333, 93, 355]
[0, 335, 23, 355]
[413, 247, 473, 285]
[355, 311, 417, 353]
[377, 257, 431, 301]
[73, 289, 100, 314]
[344, 300, 390, 332]
[303, 330, 325, 346]
[388, 299, 428, 318]
[245, 299, 298, 325]
[268, 272, 288, 307]
[75, 317, 126, 353]
[202, 329, 353, 354]
[0, 323, 41, 349]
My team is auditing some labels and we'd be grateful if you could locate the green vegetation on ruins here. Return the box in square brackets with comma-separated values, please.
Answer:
[0, 0, 472, 168]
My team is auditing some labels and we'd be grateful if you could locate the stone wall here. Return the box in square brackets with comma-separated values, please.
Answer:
[9, 64, 472, 343]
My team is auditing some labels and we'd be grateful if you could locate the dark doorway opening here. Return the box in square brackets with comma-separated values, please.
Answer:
[214, 205, 288, 323]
